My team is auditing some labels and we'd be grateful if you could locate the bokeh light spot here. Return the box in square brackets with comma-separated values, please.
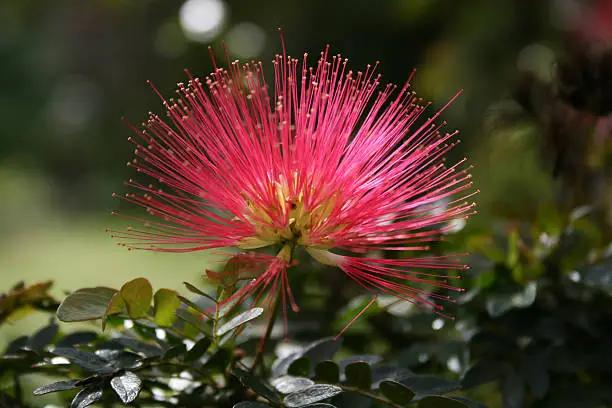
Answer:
[179, 0, 226, 43]
[226, 22, 266, 58]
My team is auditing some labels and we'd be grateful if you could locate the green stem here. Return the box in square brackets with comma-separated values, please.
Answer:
[250, 294, 281, 374]
[13, 372, 22, 405]
[340, 385, 403, 408]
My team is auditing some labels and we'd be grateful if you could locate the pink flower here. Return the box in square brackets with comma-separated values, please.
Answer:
[111, 40, 476, 334]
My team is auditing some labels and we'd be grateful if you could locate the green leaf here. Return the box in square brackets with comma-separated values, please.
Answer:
[271, 375, 315, 394]
[338, 355, 381, 370]
[283, 385, 343, 408]
[272, 353, 302, 377]
[502, 369, 524, 408]
[204, 348, 232, 370]
[103, 293, 126, 330]
[175, 308, 213, 337]
[178, 295, 207, 314]
[379, 380, 415, 404]
[185, 337, 211, 362]
[288, 357, 311, 377]
[418, 396, 468, 408]
[402, 375, 460, 398]
[486, 283, 537, 317]
[33, 380, 81, 395]
[371, 366, 414, 390]
[330, 392, 369, 408]
[233, 402, 271, 408]
[216, 307, 264, 336]
[96, 349, 141, 370]
[302, 405, 337, 408]
[447, 397, 488, 408]
[6, 336, 28, 353]
[345, 362, 372, 390]
[71, 386, 104, 408]
[120, 278, 153, 319]
[461, 360, 505, 389]
[232, 365, 281, 404]
[315, 361, 340, 384]
[164, 343, 187, 360]
[52, 347, 113, 373]
[110, 371, 142, 404]
[520, 352, 549, 398]
[154, 289, 181, 327]
[578, 257, 612, 292]
[28, 323, 58, 350]
[106, 292, 126, 315]
[302, 337, 343, 365]
[184, 282, 217, 303]
[56, 332, 98, 348]
[57, 287, 117, 322]
[113, 337, 163, 357]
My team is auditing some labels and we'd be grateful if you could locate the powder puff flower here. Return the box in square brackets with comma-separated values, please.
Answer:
[111, 39, 477, 334]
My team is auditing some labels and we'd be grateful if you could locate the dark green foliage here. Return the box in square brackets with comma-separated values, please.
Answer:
[315, 361, 340, 384]
[288, 357, 311, 377]
[344, 362, 372, 390]
[379, 381, 415, 405]
[33, 380, 81, 395]
[0, 278, 487, 408]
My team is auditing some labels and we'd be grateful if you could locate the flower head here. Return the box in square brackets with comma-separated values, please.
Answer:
[111, 40, 476, 334]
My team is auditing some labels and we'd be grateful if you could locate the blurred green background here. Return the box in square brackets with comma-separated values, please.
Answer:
[0, 0, 605, 343]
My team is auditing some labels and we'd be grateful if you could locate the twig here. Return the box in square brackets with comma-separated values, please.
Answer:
[250, 294, 281, 374]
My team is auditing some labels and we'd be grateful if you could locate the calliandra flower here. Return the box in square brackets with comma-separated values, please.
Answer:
[110, 39, 477, 335]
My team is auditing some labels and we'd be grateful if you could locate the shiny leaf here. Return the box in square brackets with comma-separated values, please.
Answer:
[284, 385, 342, 407]
[33, 380, 81, 395]
[70, 386, 103, 408]
[216, 307, 264, 336]
[271, 375, 315, 394]
[53, 347, 113, 373]
[110, 371, 142, 404]
[233, 402, 271, 408]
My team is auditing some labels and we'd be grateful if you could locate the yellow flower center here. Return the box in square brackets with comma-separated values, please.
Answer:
[236, 173, 339, 250]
